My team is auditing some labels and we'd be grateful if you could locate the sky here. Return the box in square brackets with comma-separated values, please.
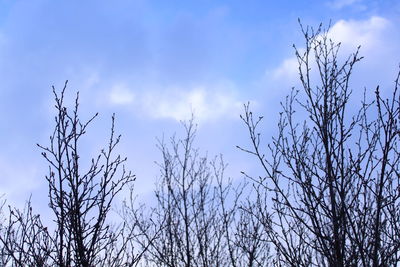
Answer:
[0, 0, 399, 214]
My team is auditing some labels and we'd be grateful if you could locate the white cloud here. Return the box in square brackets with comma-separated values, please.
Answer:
[271, 57, 297, 80]
[103, 79, 244, 123]
[270, 49, 303, 82]
[109, 84, 135, 105]
[327, 16, 389, 52]
[269, 16, 392, 85]
[140, 83, 243, 123]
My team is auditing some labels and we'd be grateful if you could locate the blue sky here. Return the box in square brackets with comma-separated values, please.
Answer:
[0, 0, 399, 212]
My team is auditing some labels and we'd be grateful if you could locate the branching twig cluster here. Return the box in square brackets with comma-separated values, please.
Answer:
[0, 81, 137, 267]
[239, 22, 400, 267]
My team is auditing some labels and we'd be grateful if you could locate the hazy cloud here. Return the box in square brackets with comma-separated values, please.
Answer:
[0, 157, 41, 208]
[109, 84, 135, 105]
[142, 86, 242, 122]
[105, 80, 243, 123]
[327, 0, 363, 9]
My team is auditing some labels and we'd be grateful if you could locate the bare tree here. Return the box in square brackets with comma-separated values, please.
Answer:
[239, 23, 400, 266]
[0, 82, 137, 267]
[124, 119, 270, 267]
[0, 199, 52, 266]
[124, 120, 228, 267]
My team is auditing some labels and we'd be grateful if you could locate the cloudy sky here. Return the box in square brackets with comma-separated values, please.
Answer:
[0, 0, 399, 212]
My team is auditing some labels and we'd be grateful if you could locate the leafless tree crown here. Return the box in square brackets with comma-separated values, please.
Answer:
[1, 82, 137, 267]
[239, 23, 400, 267]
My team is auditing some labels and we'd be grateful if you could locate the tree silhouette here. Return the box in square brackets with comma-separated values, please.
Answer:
[239, 23, 400, 266]
[124, 119, 271, 267]
[1, 82, 137, 267]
